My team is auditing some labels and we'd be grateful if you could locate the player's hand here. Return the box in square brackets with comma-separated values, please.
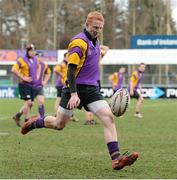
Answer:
[67, 92, 80, 109]
[22, 76, 32, 82]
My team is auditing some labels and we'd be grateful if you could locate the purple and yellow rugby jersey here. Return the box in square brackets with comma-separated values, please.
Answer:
[11, 56, 38, 85]
[128, 70, 144, 92]
[109, 72, 124, 91]
[54, 61, 67, 87]
[67, 32, 101, 87]
[34, 61, 51, 88]
[115, 72, 124, 91]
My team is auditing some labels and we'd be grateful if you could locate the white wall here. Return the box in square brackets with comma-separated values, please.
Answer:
[101, 49, 177, 65]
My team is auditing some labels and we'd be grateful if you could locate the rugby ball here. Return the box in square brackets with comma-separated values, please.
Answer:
[108, 88, 130, 117]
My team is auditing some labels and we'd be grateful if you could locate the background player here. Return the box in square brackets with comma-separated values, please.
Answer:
[128, 63, 146, 118]
[11, 44, 38, 126]
[33, 51, 51, 119]
[54, 52, 68, 115]
[109, 67, 126, 93]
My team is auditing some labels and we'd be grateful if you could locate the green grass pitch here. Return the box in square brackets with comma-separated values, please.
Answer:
[0, 98, 177, 178]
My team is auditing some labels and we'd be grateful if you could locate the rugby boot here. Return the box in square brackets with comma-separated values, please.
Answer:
[21, 115, 38, 135]
[112, 151, 139, 170]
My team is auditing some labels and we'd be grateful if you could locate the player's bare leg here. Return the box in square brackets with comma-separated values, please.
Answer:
[89, 100, 139, 170]
[95, 107, 117, 142]
[13, 105, 24, 126]
[134, 96, 144, 118]
[21, 106, 72, 134]
[84, 111, 97, 125]
[44, 106, 71, 129]
[23, 100, 33, 121]
[13, 100, 33, 126]
[36, 95, 45, 119]
[54, 97, 61, 115]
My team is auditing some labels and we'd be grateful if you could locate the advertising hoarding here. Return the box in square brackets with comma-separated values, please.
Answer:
[131, 35, 177, 49]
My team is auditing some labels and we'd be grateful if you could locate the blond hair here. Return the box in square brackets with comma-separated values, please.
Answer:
[85, 11, 104, 25]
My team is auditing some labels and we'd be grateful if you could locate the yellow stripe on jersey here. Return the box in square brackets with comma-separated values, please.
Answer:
[11, 57, 29, 77]
[54, 65, 61, 73]
[130, 71, 139, 88]
[68, 38, 87, 77]
[11, 63, 20, 72]
[54, 63, 67, 75]
[109, 72, 118, 88]
[68, 53, 80, 65]
[54, 62, 67, 84]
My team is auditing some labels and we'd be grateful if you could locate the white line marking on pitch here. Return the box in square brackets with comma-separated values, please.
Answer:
[0, 132, 10, 136]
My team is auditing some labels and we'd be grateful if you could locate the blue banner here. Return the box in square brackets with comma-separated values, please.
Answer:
[131, 35, 177, 49]
[1, 86, 176, 99]
[0, 86, 18, 98]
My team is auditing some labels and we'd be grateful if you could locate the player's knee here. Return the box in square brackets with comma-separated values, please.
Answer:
[38, 100, 44, 106]
[106, 109, 114, 119]
[138, 97, 144, 103]
[108, 115, 114, 124]
[140, 97, 144, 102]
[22, 108, 28, 114]
[56, 123, 65, 130]
[101, 112, 114, 127]
[27, 101, 33, 108]
[55, 119, 67, 130]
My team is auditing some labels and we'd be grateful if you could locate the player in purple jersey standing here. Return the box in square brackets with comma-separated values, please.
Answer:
[109, 67, 126, 93]
[21, 11, 139, 170]
[128, 63, 146, 118]
[33, 51, 51, 119]
[11, 44, 38, 126]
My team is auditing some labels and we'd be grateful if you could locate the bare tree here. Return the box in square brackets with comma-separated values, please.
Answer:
[0, 0, 176, 49]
